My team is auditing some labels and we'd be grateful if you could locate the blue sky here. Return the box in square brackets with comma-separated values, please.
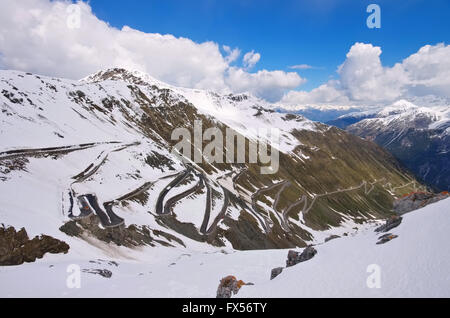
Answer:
[2, 0, 449, 106]
[88, 0, 450, 91]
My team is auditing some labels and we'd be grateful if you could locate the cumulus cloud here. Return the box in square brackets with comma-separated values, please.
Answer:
[0, 0, 301, 100]
[402, 43, 450, 97]
[281, 81, 349, 106]
[281, 42, 450, 107]
[243, 50, 261, 69]
[226, 67, 305, 102]
[223, 45, 241, 64]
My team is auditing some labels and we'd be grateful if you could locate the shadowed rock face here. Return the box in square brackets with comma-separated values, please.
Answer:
[375, 216, 403, 233]
[82, 269, 113, 278]
[394, 192, 449, 214]
[59, 214, 185, 248]
[269, 246, 318, 281]
[377, 233, 399, 245]
[271, 267, 284, 280]
[286, 246, 317, 267]
[0, 226, 69, 266]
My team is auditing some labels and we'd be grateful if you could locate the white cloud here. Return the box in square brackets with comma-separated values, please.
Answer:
[290, 64, 314, 70]
[281, 81, 349, 106]
[243, 50, 261, 69]
[336, 43, 406, 102]
[402, 43, 450, 97]
[281, 42, 450, 107]
[0, 0, 301, 100]
[223, 45, 241, 64]
[226, 67, 305, 102]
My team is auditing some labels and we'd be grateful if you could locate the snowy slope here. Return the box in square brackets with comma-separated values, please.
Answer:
[242, 197, 450, 298]
[1, 198, 448, 298]
[0, 68, 423, 261]
[85, 69, 319, 153]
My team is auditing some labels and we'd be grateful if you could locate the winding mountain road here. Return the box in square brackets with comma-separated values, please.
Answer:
[65, 141, 140, 228]
[163, 173, 205, 215]
[71, 141, 140, 183]
[0, 141, 122, 161]
[155, 169, 192, 215]
[205, 186, 230, 235]
[199, 178, 212, 234]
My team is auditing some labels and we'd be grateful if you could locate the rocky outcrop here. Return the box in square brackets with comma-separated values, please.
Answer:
[271, 267, 283, 280]
[0, 226, 69, 266]
[375, 216, 403, 233]
[325, 235, 340, 243]
[394, 192, 449, 215]
[377, 233, 399, 245]
[269, 247, 318, 280]
[286, 246, 317, 267]
[59, 214, 184, 248]
[82, 268, 112, 278]
[216, 275, 251, 298]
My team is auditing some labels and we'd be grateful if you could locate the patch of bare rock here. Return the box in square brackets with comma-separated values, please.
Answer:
[0, 226, 69, 266]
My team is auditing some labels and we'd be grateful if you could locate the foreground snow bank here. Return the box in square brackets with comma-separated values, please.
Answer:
[240, 198, 450, 298]
[0, 198, 449, 298]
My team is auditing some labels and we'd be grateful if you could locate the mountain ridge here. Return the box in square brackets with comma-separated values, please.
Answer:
[337, 101, 450, 191]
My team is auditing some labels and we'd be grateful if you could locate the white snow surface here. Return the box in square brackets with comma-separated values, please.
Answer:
[0, 198, 449, 298]
[241, 198, 450, 298]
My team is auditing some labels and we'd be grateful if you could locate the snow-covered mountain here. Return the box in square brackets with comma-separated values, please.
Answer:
[1, 195, 449, 297]
[1, 69, 424, 271]
[341, 100, 450, 191]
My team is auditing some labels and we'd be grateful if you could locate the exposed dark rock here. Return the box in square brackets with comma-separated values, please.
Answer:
[145, 151, 175, 172]
[325, 235, 340, 243]
[216, 275, 249, 298]
[0, 226, 69, 266]
[0, 158, 29, 178]
[286, 246, 317, 267]
[375, 216, 403, 233]
[59, 214, 184, 248]
[82, 269, 112, 278]
[89, 259, 119, 267]
[271, 267, 284, 280]
[377, 233, 399, 245]
[394, 192, 449, 215]
[59, 221, 83, 237]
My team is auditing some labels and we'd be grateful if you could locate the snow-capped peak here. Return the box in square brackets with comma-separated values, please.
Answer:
[377, 100, 418, 117]
[82, 68, 171, 89]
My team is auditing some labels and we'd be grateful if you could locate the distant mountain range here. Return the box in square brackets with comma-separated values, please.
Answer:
[327, 100, 450, 191]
